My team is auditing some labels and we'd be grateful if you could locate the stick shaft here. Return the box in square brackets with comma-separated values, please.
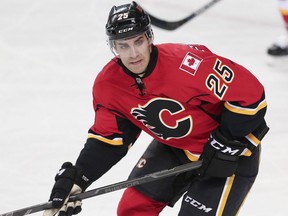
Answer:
[0, 161, 202, 216]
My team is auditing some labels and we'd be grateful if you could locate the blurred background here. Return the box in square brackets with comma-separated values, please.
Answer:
[0, 0, 287, 215]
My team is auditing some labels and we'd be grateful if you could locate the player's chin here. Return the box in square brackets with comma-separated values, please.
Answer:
[128, 64, 146, 74]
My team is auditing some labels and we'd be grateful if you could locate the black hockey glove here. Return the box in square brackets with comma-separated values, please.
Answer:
[43, 162, 90, 216]
[198, 129, 248, 178]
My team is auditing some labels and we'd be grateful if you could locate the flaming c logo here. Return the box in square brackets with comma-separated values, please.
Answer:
[131, 98, 192, 140]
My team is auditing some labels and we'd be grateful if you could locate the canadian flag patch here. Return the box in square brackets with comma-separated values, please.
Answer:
[179, 52, 202, 76]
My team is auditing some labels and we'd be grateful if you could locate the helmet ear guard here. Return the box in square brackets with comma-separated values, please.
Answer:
[105, 1, 154, 53]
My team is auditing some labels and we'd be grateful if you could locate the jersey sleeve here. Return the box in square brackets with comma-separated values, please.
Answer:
[75, 84, 141, 184]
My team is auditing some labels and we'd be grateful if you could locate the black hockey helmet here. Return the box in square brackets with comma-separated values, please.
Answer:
[105, 1, 153, 41]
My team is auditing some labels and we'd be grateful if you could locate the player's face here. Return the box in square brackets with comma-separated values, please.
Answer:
[114, 34, 152, 76]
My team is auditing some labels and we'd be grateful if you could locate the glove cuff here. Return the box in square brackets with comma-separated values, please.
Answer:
[75, 170, 91, 191]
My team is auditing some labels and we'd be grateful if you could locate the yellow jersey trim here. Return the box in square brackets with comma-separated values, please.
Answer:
[88, 133, 123, 146]
[183, 150, 200, 161]
[224, 100, 267, 115]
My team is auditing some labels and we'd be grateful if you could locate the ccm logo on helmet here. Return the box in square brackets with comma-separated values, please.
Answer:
[118, 27, 134, 34]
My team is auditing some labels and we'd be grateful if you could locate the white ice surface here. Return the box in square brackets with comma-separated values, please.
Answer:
[0, 0, 287, 215]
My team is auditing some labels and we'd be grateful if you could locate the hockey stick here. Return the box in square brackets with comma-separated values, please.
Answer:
[147, 0, 222, 30]
[0, 160, 202, 216]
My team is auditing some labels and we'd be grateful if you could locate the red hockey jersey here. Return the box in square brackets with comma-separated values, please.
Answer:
[90, 44, 266, 155]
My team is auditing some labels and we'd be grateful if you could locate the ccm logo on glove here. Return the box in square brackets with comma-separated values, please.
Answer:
[209, 135, 242, 156]
[199, 129, 248, 177]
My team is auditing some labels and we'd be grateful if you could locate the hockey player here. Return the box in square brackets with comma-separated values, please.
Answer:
[268, 0, 288, 56]
[44, 1, 269, 216]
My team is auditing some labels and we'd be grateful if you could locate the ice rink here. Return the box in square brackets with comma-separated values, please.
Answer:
[0, 0, 287, 215]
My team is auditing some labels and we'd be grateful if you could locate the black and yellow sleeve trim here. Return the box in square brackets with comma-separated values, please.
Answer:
[224, 100, 267, 116]
[88, 133, 123, 146]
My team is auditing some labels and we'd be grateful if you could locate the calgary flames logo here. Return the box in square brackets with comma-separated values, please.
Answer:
[131, 98, 192, 140]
